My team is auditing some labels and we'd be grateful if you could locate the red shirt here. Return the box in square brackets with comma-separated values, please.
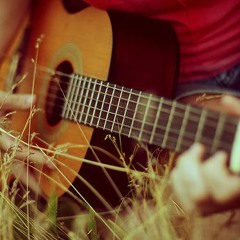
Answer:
[85, 0, 240, 83]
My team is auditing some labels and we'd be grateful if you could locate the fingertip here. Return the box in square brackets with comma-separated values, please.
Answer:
[189, 143, 205, 155]
[24, 95, 36, 107]
[46, 161, 55, 170]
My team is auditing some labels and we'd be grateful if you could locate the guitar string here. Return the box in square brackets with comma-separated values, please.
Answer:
[21, 68, 237, 152]
[40, 108, 233, 154]
[32, 66, 235, 124]
[43, 103, 233, 153]
[43, 88, 237, 136]
[39, 81, 237, 132]
[36, 89, 234, 153]
[35, 68, 238, 126]
[43, 76, 238, 131]
[37, 76, 237, 132]
[34, 73, 236, 140]
[35, 67, 221, 117]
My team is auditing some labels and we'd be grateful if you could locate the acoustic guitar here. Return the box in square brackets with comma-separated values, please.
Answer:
[4, 0, 240, 204]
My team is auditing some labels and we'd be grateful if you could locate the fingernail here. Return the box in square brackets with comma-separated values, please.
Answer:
[191, 143, 203, 152]
[46, 161, 55, 170]
[25, 95, 36, 106]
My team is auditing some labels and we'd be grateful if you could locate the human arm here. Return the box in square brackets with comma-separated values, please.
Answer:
[0, 0, 31, 63]
[0, 0, 53, 194]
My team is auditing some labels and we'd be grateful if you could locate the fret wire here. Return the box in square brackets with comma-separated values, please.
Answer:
[72, 74, 82, 121]
[128, 92, 140, 138]
[149, 97, 163, 144]
[69, 74, 80, 119]
[175, 104, 190, 152]
[96, 82, 109, 128]
[84, 78, 96, 125]
[64, 74, 76, 119]
[138, 93, 152, 141]
[79, 76, 91, 123]
[161, 101, 176, 149]
[90, 80, 103, 126]
[111, 86, 124, 133]
[194, 108, 207, 143]
[75, 75, 86, 121]
[104, 84, 116, 131]
[120, 88, 132, 134]
[62, 74, 74, 118]
[210, 114, 226, 154]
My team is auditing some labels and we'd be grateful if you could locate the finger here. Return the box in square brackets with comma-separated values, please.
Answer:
[171, 144, 210, 212]
[203, 151, 240, 203]
[176, 143, 205, 166]
[0, 91, 36, 111]
[170, 169, 195, 212]
[11, 161, 42, 196]
[221, 95, 240, 116]
[0, 131, 55, 169]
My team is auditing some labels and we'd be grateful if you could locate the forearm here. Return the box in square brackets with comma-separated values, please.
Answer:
[0, 0, 31, 63]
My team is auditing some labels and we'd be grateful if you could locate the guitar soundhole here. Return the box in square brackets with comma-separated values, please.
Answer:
[46, 61, 73, 126]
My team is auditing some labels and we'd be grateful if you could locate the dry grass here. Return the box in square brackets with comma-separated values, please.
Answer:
[0, 49, 239, 240]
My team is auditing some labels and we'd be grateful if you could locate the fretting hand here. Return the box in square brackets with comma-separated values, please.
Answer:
[170, 96, 240, 215]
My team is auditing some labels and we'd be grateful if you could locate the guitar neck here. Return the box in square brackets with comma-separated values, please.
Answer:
[61, 73, 238, 155]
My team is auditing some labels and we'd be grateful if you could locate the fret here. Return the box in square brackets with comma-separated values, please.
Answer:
[149, 98, 162, 145]
[111, 86, 123, 133]
[62, 74, 75, 119]
[74, 75, 86, 122]
[138, 93, 152, 142]
[121, 88, 138, 136]
[162, 101, 176, 149]
[78, 76, 90, 123]
[96, 82, 109, 128]
[72, 75, 82, 121]
[104, 84, 116, 131]
[118, 88, 131, 134]
[156, 102, 185, 151]
[90, 80, 103, 126]
[128, 92, 140, 138]
[84, 78, 97, 125]
[152, 101, 171, 146]
[69, 74, 79, 120]
[194, 108, 207, 143]
[175, 104, 190, 152]
[181, 107, 201, 149]
[131, 92, 147, 139]
[219, 118, 236, 152]
[210, 114, 225, 154]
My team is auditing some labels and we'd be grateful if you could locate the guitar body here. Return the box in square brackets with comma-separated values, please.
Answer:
[12, 0, 179, 206]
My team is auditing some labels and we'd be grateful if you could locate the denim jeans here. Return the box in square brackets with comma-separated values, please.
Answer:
[175, 63, 240, 99]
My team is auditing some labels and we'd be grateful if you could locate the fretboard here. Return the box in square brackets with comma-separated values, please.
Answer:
[61, 74, 238, 155]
